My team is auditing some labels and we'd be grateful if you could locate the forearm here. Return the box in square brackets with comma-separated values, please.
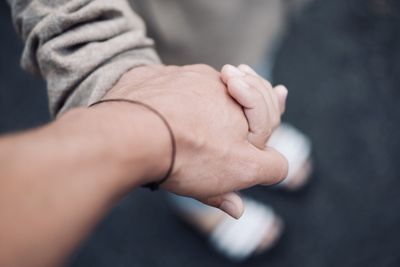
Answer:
[0, 103, 169, 267]
[7, 0, 160, 116]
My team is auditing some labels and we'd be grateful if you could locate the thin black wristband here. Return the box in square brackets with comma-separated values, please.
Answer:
[89, 99, 176, 191]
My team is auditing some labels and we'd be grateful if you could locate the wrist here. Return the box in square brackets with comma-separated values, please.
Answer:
[59, 103, 171, 191]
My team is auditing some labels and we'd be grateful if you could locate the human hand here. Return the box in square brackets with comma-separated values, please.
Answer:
[104, 64, 288, 218]
[221, 64, 288, 149]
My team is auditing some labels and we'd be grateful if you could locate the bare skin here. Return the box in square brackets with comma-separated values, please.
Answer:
[106, 64, 288, 216]
[176, 64, 288, 254]
[221, 64, 312, 190]
[0, 64, 288, 267]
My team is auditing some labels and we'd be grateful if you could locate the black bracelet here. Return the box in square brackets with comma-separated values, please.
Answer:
[89, 99, 176, 191]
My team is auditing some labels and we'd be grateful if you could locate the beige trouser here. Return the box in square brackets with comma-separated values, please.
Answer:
[132, 0, 308, 68]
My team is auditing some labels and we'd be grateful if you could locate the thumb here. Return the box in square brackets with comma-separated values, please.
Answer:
[237, 143, 289, 187]
[198, 192, 244, 219]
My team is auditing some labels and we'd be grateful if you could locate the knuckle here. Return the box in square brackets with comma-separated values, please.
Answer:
[187, 64, 217, 74]
[246, 75, 260, 86]
[248, 85, 263, 100]
[165, 65, 180, 72]
[250, 75, 271, 89]
[253, 126, 272, 140]
[263, 79, 273, 89]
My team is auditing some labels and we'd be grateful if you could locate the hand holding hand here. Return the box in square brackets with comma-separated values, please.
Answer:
[104, 64, 288, 218]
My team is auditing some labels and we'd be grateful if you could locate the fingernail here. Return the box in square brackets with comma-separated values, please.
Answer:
[220, 200, 241, 219]
[231, 78, 250, 91]
[276, 85, 288, 100]
[282, 87, 288, 100]
[226, 65, 245, 77]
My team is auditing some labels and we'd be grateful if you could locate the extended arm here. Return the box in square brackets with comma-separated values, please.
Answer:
[0, 103, 170, 267]
[0, 65, 288, 267]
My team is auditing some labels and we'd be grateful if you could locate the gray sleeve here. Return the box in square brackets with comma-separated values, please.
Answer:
[7, 0, 161, 116]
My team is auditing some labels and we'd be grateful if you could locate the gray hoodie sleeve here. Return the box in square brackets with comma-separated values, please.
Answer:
[7, 0, 161, 116]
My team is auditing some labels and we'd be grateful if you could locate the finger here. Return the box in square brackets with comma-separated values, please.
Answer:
[236, 143, 289, 188]
[238, 65, 282, 123]
[221, 64, 245, 84]
[274, 85, 288, 114]
[238, 64, 259, 76]
[207, 144, 288, 194]
[238, 64, 272, 104]
[238, 64, 272, 88]
[242, 75, 281, 132]
[238, 64, 286, 117]
[198, 192, 244, 219]
[227, 77, 270, 149]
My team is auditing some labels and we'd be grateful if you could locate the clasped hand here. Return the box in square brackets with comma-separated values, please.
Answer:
[104, 64, 288, 218]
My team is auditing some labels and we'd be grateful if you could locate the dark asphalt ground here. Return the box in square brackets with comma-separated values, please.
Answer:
[1, 0, 400, 266]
